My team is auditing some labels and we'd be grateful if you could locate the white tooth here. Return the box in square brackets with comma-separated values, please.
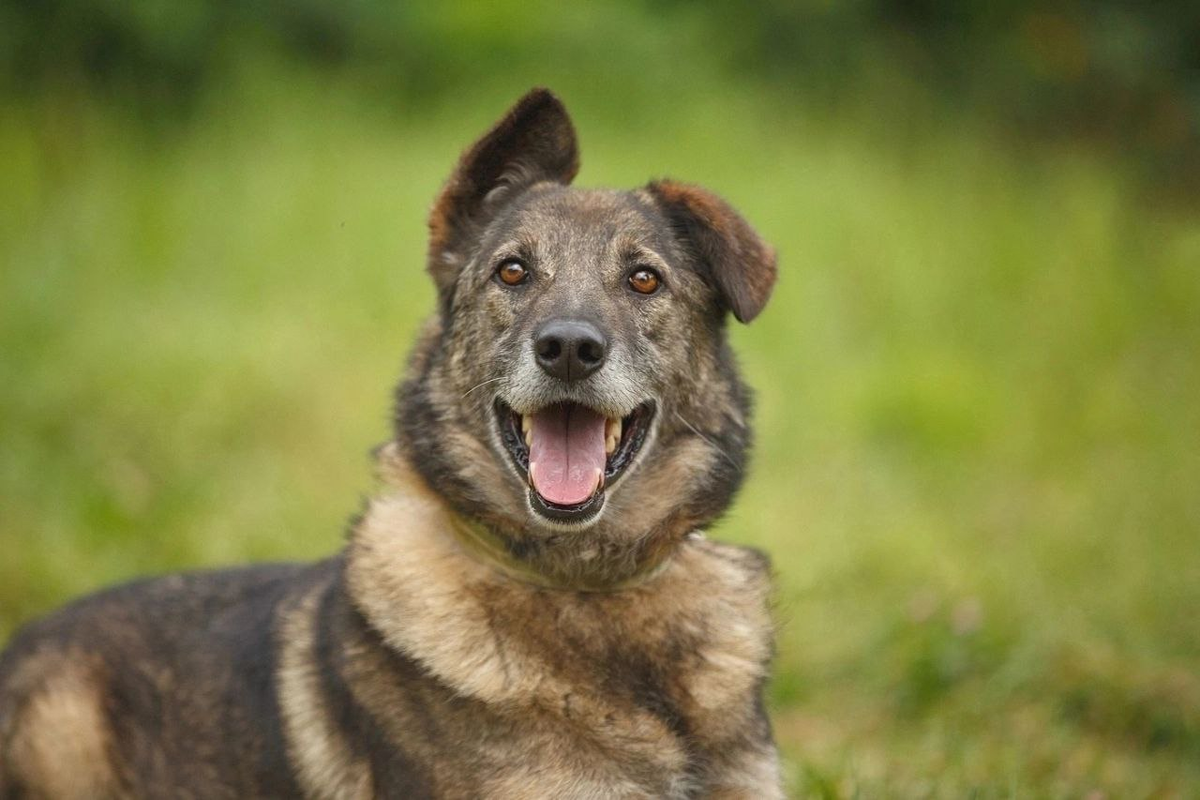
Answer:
[595, 468, 605, 491]
[605, 435, 618, 455]
[528, 462, 537, 488]
[525, 429, 533, 448]
[522, 415, 532, 434]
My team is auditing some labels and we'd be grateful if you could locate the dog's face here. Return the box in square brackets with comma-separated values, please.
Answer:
[397, 90, 775, 558]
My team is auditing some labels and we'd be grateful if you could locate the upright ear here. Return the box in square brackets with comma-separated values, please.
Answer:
[427, 88, 580, 296]
[646, 180, 777, 323]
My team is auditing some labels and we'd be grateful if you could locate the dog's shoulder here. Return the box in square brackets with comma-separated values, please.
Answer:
[659, 535, 777, 691]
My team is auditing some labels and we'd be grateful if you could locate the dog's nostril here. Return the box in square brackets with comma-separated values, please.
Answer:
[577, 340, 602, 365]
[537, 339, 562, 361]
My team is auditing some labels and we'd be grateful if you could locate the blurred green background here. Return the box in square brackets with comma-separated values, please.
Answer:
[2, 1, 1199, 796]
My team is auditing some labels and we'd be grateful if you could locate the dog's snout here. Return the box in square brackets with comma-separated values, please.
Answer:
[534, 318, 608, 383]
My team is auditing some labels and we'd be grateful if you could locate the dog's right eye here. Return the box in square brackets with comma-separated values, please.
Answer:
[627, 268, 661, 295]
[495, 260, 529, 287]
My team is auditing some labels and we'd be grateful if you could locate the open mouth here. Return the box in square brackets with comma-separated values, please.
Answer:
[495, 399, 655, 523]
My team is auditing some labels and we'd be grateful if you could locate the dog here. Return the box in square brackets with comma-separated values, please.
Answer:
[0, 88, 782, 799]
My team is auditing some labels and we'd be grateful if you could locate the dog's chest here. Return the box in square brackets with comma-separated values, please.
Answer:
[346, 507, 776, 798]
[422, 553, 772, 797]
[473, 689, 696, 799]
[435, 598, 767, 799]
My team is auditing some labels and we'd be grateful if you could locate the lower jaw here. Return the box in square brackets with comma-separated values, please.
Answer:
[528, 487, 606, 525]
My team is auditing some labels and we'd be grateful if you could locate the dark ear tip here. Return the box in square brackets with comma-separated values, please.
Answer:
[510, 87, 571, 124]
[518, 86, 563, 106]
[732, 250, 777, 324]
[502, 87, 579, 184]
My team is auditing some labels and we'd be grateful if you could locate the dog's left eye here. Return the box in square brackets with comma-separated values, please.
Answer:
[495, 260, 529, 287]
[628, 268, 661, 295]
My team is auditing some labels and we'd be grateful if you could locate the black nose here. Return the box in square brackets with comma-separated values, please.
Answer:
[534, 318, 608, 383]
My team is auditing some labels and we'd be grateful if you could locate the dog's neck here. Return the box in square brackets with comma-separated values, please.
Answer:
[366, 441, 685, 591]
[446, 513, 674, 592]
[343, 444, 774, 712]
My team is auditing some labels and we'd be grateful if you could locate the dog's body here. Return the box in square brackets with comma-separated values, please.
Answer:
[0, 90, 782, 798]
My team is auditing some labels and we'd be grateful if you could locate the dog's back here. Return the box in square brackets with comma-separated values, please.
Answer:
[0, 564, 318, 798]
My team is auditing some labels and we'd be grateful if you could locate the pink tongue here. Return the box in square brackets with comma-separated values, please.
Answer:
[528, 404, 607, 506]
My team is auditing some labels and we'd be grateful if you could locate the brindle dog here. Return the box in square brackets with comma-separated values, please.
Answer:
[0, 89, 782, 799]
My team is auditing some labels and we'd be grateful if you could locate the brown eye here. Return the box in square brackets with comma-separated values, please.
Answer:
[628, 268, 661, 295]
[496, 260, 528, 286]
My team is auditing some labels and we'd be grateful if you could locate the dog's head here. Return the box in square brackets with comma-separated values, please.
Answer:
[396, 89, 775, 566]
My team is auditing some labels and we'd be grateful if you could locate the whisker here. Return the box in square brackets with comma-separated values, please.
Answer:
[461, 377, 505, 399]
[673, 411, 739, 468]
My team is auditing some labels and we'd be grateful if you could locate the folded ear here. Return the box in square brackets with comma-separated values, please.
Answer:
[427, 88, 580, 297]
[646, 180, 777, 323]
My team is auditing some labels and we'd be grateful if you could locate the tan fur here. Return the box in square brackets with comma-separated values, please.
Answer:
[5, 654, 120, 799]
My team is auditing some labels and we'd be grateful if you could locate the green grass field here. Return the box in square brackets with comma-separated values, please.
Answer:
[2, 72, 1198, 796]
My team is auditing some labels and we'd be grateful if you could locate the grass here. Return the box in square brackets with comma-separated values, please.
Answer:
[2, 70, 1199, 796]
